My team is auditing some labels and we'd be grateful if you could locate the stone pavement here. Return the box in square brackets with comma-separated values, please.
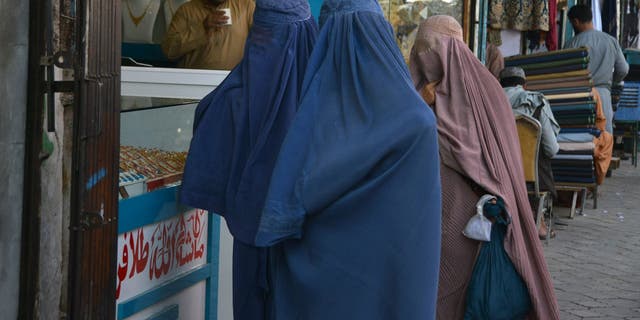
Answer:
[543, 160, 640, 319]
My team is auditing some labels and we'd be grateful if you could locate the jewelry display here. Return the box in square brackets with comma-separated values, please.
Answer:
[122, 0, 162, 43]
[126, 0, 156, 26]
[119, 146, 187, 188]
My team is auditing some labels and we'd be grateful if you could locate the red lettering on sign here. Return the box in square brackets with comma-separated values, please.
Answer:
[116, 210, 208, 299]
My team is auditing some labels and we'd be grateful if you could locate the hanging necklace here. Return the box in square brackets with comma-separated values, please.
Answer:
[125, 0, 156, 26]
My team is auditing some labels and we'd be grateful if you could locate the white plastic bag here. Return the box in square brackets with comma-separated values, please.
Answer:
[462, 194, 495, 242]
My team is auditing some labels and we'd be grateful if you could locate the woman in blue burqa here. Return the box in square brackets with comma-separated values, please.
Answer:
[253, 0, 442, 318]
[179, 1, 317, 319]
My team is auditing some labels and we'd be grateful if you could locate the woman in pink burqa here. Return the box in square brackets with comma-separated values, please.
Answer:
[409, 15, 560, 319]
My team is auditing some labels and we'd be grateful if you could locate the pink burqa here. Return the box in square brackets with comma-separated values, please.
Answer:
[409, 15, 560, 320]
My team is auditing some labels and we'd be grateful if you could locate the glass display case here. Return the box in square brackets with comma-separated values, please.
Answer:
[118, 97, 196, 199]
[117, 66, 229, 201]
[116, 67, 233, 320]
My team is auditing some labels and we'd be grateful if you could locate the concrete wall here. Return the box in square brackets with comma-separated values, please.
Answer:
[38, 89, 66, 319]
[37, 0, 70, 316]
[38, 72, 71, 319]
[0, 1, 70, 318]
[0, 0, 29, 318]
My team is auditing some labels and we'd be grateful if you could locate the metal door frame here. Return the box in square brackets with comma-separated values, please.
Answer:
[67, 0, 122, 318]
[19, 0, 46, 316]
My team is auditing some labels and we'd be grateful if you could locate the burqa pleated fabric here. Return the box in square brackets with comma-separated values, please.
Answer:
[409, 15, 560, 320]
[254, 0, 442, 319]
[179, 1, 318, 319]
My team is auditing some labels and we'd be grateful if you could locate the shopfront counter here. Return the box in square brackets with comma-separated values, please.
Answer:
[117, 67, 233, 320]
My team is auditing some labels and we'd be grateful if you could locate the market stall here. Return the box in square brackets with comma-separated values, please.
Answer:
[116, 67, 234, 320]
[112, 1, 488, 319]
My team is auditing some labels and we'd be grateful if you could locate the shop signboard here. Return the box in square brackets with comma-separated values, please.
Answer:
[116, 187, 221, 320]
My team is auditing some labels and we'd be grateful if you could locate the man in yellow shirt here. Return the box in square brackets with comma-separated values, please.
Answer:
[162, 0, 255, 70]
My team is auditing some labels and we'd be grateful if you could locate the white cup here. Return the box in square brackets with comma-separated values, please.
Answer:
[220, 8, 232, 25]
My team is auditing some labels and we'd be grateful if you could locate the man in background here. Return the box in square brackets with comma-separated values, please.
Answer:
[565, 4, 629, 133]
[162, 0, 255, 70]
[500, 66, 560, 239]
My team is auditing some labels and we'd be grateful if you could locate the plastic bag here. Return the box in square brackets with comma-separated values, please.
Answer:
[464, 197, 532, 320]
[462, 195, 495, 242]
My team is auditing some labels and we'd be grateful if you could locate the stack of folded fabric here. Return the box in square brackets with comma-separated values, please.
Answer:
[543, 90, 596, 127]
[613, 82, 640, 156]
[553, 132, 599, 183]
[614, 81, 640, 121]
[549, 155, 595, 183]
[505, 47, 598, 184]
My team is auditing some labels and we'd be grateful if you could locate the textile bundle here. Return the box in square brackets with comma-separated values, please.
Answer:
[613, 81, 640, 161]
[488, 0, 550, 32]
[506, 47, 612, 184]
[488, 0, 557, 51]
[614, 82, 640, 121]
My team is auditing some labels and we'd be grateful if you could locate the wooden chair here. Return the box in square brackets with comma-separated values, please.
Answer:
[515, 115, 554, 242]
[614, 120, 639, 167]
[555, 183, 589, 218]
[610, 156, 621, 170]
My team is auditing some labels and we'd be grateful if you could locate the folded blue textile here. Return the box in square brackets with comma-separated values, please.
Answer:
[551, 103, 596, 111]
[552, 154, 594, 160]
[615, 82, 640, 116]
[557, 133, 595, 142]
[559, 128, 601, 137]
[615, 107, 640, 121]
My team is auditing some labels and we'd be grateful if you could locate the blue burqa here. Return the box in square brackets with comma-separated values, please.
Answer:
[180, 1, 317, 319]
[254, 1, 442, 319]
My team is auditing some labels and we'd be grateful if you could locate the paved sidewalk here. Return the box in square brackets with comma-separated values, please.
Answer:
[544, 161, 640, 319]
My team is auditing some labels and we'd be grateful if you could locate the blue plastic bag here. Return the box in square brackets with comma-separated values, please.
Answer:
[464, 197, 532, 320]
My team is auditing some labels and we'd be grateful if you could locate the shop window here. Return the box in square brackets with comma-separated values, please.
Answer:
[122, 0, 253, 69]
[118, 3, 233, 316]
[378, 0, 464, 63]
[122, 0, 186, 67]
[122, 0, 470, 69]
